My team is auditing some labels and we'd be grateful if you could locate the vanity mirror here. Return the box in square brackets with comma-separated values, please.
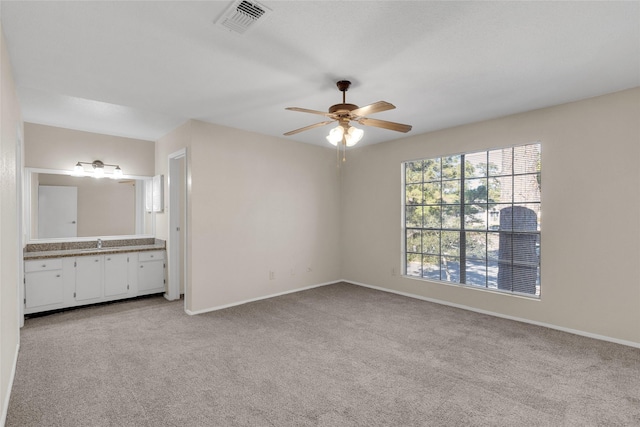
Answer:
[25, 168, 155, 241]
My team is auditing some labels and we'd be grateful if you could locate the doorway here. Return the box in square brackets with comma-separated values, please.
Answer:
[38, 185, 78, 238]
[167, 149, 187, 307]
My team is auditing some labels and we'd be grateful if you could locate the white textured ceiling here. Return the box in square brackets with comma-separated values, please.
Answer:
[1, 1, 639, 146]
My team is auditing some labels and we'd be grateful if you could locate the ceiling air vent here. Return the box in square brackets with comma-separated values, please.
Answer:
[216, 0, 272, 35]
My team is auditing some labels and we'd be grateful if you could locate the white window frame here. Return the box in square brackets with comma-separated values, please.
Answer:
[401, 143, 541, 298]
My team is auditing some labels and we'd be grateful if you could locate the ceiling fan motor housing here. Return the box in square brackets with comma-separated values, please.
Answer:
[328, 103, 358, 115]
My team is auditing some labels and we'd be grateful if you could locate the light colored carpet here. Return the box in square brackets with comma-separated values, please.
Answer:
[6, 282, 640, 426]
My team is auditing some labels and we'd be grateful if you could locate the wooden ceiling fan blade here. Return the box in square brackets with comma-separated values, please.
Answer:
[283, 120, 335, 136]
[351, 101, 395, 117]
[285, 107, 332, 117]
[358, 117, 412, 133]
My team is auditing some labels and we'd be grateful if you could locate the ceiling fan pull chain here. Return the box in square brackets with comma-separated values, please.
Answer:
[342, 138, 347, 163]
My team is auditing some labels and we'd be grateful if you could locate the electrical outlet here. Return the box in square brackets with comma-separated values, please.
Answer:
[269, 271, 275, 280]
[290, 268, 295, 276]
[391, 267, 396, 276]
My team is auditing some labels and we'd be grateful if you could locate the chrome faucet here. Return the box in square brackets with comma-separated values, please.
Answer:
[97, 238, 102, 249]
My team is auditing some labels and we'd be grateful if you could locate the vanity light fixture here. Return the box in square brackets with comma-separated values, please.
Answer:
[73, 160, 123, 178]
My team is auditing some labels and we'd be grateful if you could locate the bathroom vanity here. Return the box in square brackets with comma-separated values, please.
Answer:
[22, 168, 167, 316]
[23, 239, 166, 315]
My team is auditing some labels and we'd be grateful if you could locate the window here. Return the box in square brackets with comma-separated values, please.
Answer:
[403, 143, 541, 297]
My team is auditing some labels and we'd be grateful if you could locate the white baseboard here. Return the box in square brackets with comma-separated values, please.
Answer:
[185, 280, 339, 316]
[346, 280, 640, 349]
[181, 278, 639, 349]
[1, 343, 19, 427]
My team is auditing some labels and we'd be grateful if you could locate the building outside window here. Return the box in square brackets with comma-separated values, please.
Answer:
[403, 143, 541, 297]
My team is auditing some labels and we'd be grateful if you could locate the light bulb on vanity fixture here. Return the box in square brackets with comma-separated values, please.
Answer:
[93, 160, 105, 178]
[73, 160, 123, 179]
[73, 162, 84, 175]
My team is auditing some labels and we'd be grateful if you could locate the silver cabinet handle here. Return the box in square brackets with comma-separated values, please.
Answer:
[106, 258, 111, 261]
[150, 255, 154, 258]
[140, 265, 144, 268]
[41, 264, 46, 268]
[94, 259, 99, 262]
[56, 274, 61, 278]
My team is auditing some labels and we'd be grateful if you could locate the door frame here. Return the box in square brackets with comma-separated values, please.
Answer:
[166, 148, 187, 305]
[17, 125, 24, 327]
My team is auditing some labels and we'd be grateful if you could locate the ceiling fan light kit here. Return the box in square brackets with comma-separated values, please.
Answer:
[284, 80, 412, 162]
[326, 124, 363, 147]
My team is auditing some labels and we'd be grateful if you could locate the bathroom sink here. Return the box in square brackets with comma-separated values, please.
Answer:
[77, 247, 111, 252]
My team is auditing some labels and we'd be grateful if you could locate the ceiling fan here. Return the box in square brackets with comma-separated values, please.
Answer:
[283, 80, 412, 148]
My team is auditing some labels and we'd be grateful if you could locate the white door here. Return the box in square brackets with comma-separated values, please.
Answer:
[168, 148, 187, 302]
[39, 185, 78, 238]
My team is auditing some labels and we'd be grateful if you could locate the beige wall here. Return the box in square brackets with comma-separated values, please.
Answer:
[155, 120, 342, 313]
[190, 120, 342, 312]
[0, 25, 23, 423]
[341, 88, 640, 345]
[24, 123, 155, 176]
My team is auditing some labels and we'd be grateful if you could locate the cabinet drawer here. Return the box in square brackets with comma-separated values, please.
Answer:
[25, 259, 63, 273]
[138, 251, 164, 262]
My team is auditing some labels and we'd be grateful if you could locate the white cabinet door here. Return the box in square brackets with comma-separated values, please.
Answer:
[24, 260, 65, 310]
[138, 252, 165, 292]
[138, 261, 164, 292]
[104, 254, 129, 297]
[25, 271, 64, 308]
[75, 256, 103, 301]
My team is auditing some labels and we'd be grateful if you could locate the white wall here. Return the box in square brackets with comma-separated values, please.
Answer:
[24, 122, 155, 176]
[0, 25, 23, 425]
[341, 88, 640, 345]
[156, 120, 342, 313]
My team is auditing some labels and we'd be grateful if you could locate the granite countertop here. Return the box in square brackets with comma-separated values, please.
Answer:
[24, 240, 166, 260]
[24, 244, 166, 260]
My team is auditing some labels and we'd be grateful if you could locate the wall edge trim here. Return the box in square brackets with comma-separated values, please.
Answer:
[346, 280, 640, 349]
[1, 343, 20, 426]
[184, 280, 340, 315]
